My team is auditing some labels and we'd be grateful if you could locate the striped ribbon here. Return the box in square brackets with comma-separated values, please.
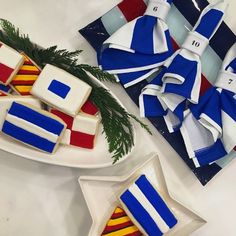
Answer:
[139, 1, 227, 133]
[99, 0, 174, 88]
[181, 43, 236, 168]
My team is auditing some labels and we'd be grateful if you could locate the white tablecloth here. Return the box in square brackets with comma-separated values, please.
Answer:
[0, 0, 236, 235]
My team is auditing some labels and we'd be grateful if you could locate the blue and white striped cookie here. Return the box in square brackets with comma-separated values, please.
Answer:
[1, 102, 66, 154]
[120, 175, 177, 236]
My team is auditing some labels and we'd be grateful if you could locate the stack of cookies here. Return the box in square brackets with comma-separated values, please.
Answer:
[0, 43, 101, 154]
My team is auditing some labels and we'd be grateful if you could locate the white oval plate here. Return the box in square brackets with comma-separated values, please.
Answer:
[0, 76, 135, 168]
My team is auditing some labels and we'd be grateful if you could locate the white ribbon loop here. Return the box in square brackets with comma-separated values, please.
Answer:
[145, 0, 171, 21]
[215, 71, 236, 93]
[182, 31, 209, 57]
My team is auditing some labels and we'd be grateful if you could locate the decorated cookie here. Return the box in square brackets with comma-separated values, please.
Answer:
[0, 43, 24, 85]
[1, 102, 66, 154]
[81, 100, 99, 115]
[0, 96, 41, 130]
[101, 206, 142, 236]
[120, 175, 177, 236]
[31, 64, 92, 116]
[0, 91, 9, 96]
[50, 108, 100, 149]
[10, 53, 41, 95]
[0, 84, 12, 93]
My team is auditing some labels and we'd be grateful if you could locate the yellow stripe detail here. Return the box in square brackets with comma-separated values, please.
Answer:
[107, 216, 130, 226]
[15, 86, 32, 93]
[102, 226, 139, 236]
[114, 207, 124, 214]
[20, 65, 39, 72]
[12, 75, 38, 81]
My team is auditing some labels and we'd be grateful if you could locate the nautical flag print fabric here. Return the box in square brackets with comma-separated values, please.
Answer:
[99, 0, 174, 88]
[0, 84, 12, 93]
[50, 103, 100, 149]
[1, 102, 66, 154]
[31, 64, 92, 116]
[10, 53, 41, 95]
[181, 43, 236, 168]
[120, 175, 177, 236]
[0, 43, 24, 85]
[139, 1, 227, 133]
[0, 91, 8, 96]
[101, 206, 142, 236]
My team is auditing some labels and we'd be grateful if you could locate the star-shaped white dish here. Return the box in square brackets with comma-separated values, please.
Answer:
[79, 153, 206, 236]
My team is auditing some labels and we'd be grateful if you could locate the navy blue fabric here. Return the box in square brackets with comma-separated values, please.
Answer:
[2, 121, 56, 153]
[136, 175, 177, 228]
[48, 79, 71, 99]
[121, 190, 163, 236]
[79, 18, 110, 52]
[9, 102, 64, 135]
[195, 9, 223, 39]
[195, 139, 228, 166]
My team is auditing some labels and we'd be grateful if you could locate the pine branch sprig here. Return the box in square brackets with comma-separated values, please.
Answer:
[0, 19, 151, 163]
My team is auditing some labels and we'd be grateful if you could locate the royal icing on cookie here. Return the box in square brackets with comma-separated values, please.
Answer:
[0, 91, 9, 96]
[0, 43, 24, 85]
[0, 96, 41, 130]
[50, 108, 100, 149]
[10, 53, 41, 95]
[1, 102, 66, 153]
[31, 64, 92, 116]
[101, 206, 142, 236]
[81, 100, 99, 115]
[0, 84, 12, 93]
[120, 175, 177, 236]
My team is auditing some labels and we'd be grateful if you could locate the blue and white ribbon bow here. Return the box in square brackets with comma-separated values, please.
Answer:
[181, 43, 236, 168]
[99, 0, 174, 87]
[139, 1, 227, 132]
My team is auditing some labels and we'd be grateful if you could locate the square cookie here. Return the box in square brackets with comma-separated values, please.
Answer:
[119, 175, 177, 236]
[0, 43, 24, 85]
[1, 102, 66, 153]
[31, 64, 92, 116]
[10, 53, 41, 95]
[101, 206, 142, 236]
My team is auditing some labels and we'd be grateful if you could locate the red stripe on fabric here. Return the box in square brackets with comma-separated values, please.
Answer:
[118, 0, 146, 22]
[0, 63, 14, 84]
[70, 131, 95, 149]
[111, 211, 127, 219]
[17, 70, 40, 75]
[81, 100, 99, 115]
[50, 109, 74, 129]
[11, 80, 36, 85]
[102, 221, 134, 234]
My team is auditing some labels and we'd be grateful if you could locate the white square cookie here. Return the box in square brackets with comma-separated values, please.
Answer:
[31, 64, 92, 116]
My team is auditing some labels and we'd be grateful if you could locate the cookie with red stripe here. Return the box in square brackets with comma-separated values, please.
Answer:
[10, 53, 41, 95]
[101, 206, 142, 236]
[0, 43, 24, 85]
[50, 106, 100, 149]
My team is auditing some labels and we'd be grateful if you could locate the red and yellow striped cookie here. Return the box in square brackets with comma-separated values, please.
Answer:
[10, 53, 41, 95]
[0, 91, 8, 96]
[101, 207, 142, 236]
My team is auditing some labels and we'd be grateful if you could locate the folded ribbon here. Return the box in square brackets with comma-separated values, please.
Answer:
[140, 1, 227, 132]
[99, 0, 174, 87]
[181, 43, 236, 168]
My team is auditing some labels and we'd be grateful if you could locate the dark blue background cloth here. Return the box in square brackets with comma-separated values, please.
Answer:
[79, 0, 235, 185]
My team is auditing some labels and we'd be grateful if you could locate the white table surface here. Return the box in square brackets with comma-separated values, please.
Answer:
[0, 0, 235, 236]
